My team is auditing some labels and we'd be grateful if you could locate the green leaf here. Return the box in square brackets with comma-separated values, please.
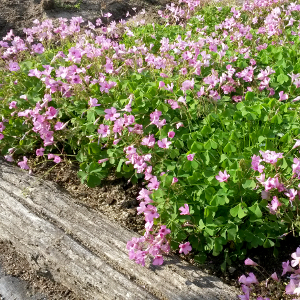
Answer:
[191, 141, 203, 152]
[201, 125, 212, 136]
[271, 114, 282, 124]
[248, 203, 262, 218]
[89, 143, 100, 154]
[245, 92, 255, 101]
[277, 74, 289, 84]
[238, 204, 247, 219]
[220, 154, 227, 163]
[204, 206, 218, 219]
[211, 140, 218, 149]
[213, 237, 226, 256]
[230, 203, 247, 218]
[87, 174, 101, 187]
[227, 226, 237, 241]
[263, 239, 275, 248]
[242, 180, 256, 189]
[170, 149, 180, 159]
[204, 140, 212, 150]
[230, 204, 239, 217]
[77, 170, 87, 184]
[205, 187, 216, 201]
[224, 142, 236, 153]
[87, 110, 96, 123]
[117, 159, 126, 172]
[194, 253, 207, 264]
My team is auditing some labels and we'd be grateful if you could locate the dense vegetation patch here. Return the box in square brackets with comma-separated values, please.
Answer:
[2, 0, 300, 298]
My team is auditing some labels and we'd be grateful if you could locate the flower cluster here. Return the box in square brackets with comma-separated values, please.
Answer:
[252, 149, 300, 214]
[239, 247, 300, 299]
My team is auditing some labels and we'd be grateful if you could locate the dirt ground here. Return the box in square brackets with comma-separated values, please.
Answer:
[0, 241, 82, 300]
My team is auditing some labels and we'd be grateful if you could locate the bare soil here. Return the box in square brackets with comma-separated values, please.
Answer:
[0, 241, 82, 300]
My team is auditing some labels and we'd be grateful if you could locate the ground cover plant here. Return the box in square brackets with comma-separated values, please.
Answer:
[2, 0, 300, 297]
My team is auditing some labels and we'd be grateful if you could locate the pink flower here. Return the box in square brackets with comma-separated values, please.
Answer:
[172, 177, 178, 185]
[0, 122, 6, 132]
[259, 150, 283, 165]
[137, 188, 153, 203]
[179, 204, 190, 215]
[141, 134, 155, 147]
[187, 153, 195, 161]
[168, 99, 180, 109]
[168, 131, 175, 138]
[103, 12, 112, 18]
[144, 205, 159, 222]
[104, 107, 120, 121]
[177, 96, 186, 104]
[147, 176, 160, 190]
[98, 158, 109, 164]
[36, 148, 45, 156]
[53, 156, 62, 163]
[46, 107, 58, 119]
[48, 154, 61, 163]
[286, 278, 297, 294]
[158, 138, 172, 149]
[179, 242, 192, 255]
[282, 260, 295, 276]
[159, 81, 165, 88]
[145, 221, 153, 233]
[9, 101, 17, 109]
[232, 95, 242, 102]
[244, 258, 258, 266]
[8, 62, 20, 72]
[279, 91, 288, 101]
[285, 189, 298, 203]
[89, 97, 101, 107]
[20, 95, 28, 101]
[104, 58, 114, 73]
[152, 255, 164, 265]
[98, 124, 110, 138]
[293, 139, 300, 149]
[267, 196, 282, 214]
[18, 156, 29, 170]
[271, 272, 279, 282]
[165, 83, 174, 92]
[181, 79, 195, 92]
[158, 225, 171, 236]
[176, 122, 184, 129]
[239, 273, 258, 286]
[216, 170, 230, 182]
[32, 43, 45, 54]
[239, 284, 252, 300]
[291, 247, 300, 267]
[54, 122, 66, 131]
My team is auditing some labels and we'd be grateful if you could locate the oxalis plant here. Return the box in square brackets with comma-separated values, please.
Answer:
[2, 0, 300, 295]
